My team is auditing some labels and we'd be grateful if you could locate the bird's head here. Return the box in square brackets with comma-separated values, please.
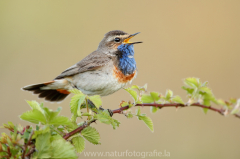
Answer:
[98, 30, 142, 56]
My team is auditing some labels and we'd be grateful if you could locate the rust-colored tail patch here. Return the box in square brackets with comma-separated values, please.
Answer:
[56, 89, 70, 94]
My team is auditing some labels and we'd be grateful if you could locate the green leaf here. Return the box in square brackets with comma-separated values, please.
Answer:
[150, 92, 160, 101]
[136, 107, 141, 116]
[26, 101, 44, 114]
[203, 98, 211, 106]
[51, 138, 77, 159]
[182, 86, 195, 94]
[184, 77, 200, 88]
[202, 108, 209, 114]
[2, 122, 15, 131]
[82, 112, 91, 116]
[124, 88, 138, 102]
[150, 106, 158, 113]
[42, 107, 62, 123]
[81, 126, 100, 145]
[138, 115, 154, 132]
[217, 99, 226, 106]
[141, 83, 148, 92]
[95, 111, 120, 129]
[199, 87, 212, 95]
[126, 112, 134, 118]
[32, 126, 50, 139]
[69, 89, 83, 95]
[72, 136, 85, 153]
[70, 94, 86, 115]
[33, 132, 51, 158]
[89, 95, 102, 109]
[20, 109, 46, 124]
[131, 85, 139, 90]
[172, 96, 184, 104]
[48, 116, 73, 127]
[201, 81, 208, 87]
[141, 94, 154, 103]
[165, 90, 173, 101]
[77, 95, 86, 116]
[50, 134, 63, 142]
[70, 114, 77, 123]
[120, 101, 129, 107]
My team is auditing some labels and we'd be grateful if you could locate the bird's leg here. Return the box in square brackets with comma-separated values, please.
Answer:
[87, 99, 113, 117]
[99, 107, 113, 117]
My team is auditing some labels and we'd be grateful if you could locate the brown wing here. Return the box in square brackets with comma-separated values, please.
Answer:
[54, 50, 112, 79]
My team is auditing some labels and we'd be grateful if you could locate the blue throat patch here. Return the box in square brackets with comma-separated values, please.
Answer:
[117, 44, 136, 75]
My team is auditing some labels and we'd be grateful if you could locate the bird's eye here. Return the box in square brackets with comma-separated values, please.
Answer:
[114, 38, 121, 43]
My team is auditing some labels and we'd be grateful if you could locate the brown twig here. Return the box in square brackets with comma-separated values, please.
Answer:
[25, 145, 35, 158]
[63, 102, 233, 140]
[112, 102, 226, 115]
[63, 119, 96, 140]
[21, 131, 34, 159]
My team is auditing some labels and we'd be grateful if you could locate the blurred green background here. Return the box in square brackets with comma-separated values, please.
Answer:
[1, 0, 240, 158]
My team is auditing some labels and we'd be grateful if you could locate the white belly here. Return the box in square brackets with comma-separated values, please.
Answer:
[71, 65, 127, 96]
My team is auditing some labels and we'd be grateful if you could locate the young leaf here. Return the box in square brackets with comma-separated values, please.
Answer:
[33, 132, 51, 158]
[202, 108, 209, 114]
[48, 116, 73, 127]
[20, 109, 46, 124]
[199, 87, 212, 95]
[77, 95, 86, 116]
[2, 122, 15, 131]
[141, 94, 154, 103]
[70, 114, 77, 123]
[165, 90, 173, 101]
[203, 98, 211, 107]
[150, 106, 158, 113]
[26, 101, 45, 115]
[120, 101, 129, 107]
[136, 107, 141, 116]
[126, 112, 134, 118]
[81, 126, 100, 145]
[42, 107, 62, 122]
[70, 94, 86, 115]
[182, 86, 194, 95]
[138, 115, 154, 132]
[32, 126, 50, 139]
[69, 89, 83, 95]
[124, 88, 138, 102]
[51, 138, 77, 159]
[150, 92, 160, 101]
[172, 96, 184, 104]
[89, 95, 102, 109]
[131, 85, 139, 90]
[72, 136, 85, 153]
[95, 111, 120, 129]
[184, 77, 200, 88]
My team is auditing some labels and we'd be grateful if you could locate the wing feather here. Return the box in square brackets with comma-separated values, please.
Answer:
[54, 51, 111, 79]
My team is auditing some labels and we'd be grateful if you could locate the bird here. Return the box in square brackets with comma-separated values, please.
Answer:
[22, 30, 142, 102]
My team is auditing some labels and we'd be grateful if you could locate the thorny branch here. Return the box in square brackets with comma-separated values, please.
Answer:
[63, 102, 240, 140]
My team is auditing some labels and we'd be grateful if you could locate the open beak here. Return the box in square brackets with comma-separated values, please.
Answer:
[123, 32, 142, 44]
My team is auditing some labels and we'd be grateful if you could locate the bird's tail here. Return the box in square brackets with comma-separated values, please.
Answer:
[22, 80, 71, 102]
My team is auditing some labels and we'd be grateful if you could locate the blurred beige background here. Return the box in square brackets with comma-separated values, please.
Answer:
[1, 0, 240, 158]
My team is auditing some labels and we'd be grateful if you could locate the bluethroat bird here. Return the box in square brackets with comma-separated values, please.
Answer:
[22, 30, 142, 102]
